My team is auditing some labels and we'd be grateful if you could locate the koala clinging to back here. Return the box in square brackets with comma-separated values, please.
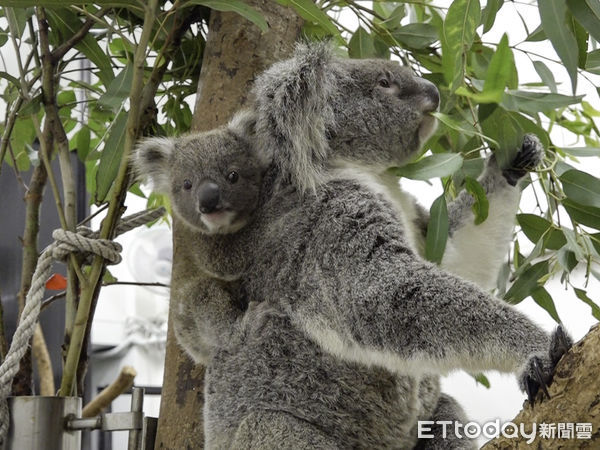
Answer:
[133, 120, 269, 363]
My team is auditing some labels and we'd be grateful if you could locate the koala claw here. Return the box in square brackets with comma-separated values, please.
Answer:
[520, 325, 573, 405]
[523, 357, 550, 406]
[550, 325, 573, 365]
[502, 134, 544, 186]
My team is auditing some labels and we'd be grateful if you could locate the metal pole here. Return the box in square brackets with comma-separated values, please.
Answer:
[127, 387, 144, 450]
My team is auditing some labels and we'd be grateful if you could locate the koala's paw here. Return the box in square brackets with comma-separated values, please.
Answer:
[502, 134, 544, 186]
[519, 326, 572, 405]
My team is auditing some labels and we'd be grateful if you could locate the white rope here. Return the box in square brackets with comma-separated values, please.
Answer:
[0, 207, 165, 444]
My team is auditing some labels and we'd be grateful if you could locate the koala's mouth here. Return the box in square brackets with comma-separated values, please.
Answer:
[418, 114, 438, 146]
[200, 210, 241, 234]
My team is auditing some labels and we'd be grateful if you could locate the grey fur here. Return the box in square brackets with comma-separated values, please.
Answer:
[132, 118, 267, 364]
[154, 43, 566, 449]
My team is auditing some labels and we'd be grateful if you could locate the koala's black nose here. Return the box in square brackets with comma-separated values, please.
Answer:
[199, 182, 221, 214]
[419, 79, 440, 112]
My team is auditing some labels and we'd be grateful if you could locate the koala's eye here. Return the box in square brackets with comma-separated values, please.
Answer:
[183, 179, 192, 190]
[227, 171, 239, 184]
[378, 78, 390, 88]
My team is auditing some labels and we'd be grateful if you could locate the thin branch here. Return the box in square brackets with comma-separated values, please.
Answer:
[103, 281, 170, 288]
[60, 0, 160, 397]
[51, 8, 109, 62]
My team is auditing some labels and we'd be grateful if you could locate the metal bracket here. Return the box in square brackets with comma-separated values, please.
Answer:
[65, 387, 154, 450]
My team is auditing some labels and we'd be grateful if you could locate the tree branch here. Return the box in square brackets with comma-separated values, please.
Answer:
[483, 325, 600, 448]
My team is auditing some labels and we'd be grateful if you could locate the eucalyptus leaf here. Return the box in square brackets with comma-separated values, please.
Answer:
[517, 214, 566, 250]
[190, 0, 268, 32]
[560, 169, 600, 208]
[97, 64, 133, 112]
[566, 0, 600, 44]
[502, 91, 584, 115]
[95, 112, 128, 203]
[441, 0, 481, 91]
[348, 27, 376, 59]
[538, 0, 578, 92]
[482, 34, 513, 103]
[393, 23, 438, 49]
[276, 0, 341, 38]
[531, 287, 561, 323]
[563, 199, 600, 230]
[574, 288, 600, 321]
[464, 177, 489, 225]
[46, 9, 114, 86]
[504, 259, 550, 304]
[425, 194, 448, 264]
[481, 0, 503, 33]
[388, 153, 464, 180]
[532, 61, 557, 93]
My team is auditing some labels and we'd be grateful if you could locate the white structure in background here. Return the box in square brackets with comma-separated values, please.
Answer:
[90, 195, 170, 449]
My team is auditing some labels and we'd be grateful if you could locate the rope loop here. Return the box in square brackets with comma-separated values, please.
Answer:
[51, 228, 123, 265]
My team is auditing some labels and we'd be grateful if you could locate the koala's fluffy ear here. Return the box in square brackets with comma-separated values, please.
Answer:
[228, 110, 272, 170]
[131, 137, 175, 193]
[252, 42, 338, 193]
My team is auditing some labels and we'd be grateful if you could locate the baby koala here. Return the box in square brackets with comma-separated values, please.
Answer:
[132, 112, 268, 363]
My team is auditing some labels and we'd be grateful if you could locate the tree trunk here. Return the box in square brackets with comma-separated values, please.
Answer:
[154, 3, 302, 448]
[484, 325, 600, 449]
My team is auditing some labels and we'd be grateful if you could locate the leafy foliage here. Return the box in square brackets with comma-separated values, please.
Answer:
[294, 0, 600, 321]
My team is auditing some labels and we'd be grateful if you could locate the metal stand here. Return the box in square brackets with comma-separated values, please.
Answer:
[6, 387, 157, 450]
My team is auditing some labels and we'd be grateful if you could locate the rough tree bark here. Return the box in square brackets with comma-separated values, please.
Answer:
[484, 325, 600, 449]
[154, 2, 302, 448]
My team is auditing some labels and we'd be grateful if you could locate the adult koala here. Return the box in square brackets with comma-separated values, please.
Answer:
[188, 44, 570, 449]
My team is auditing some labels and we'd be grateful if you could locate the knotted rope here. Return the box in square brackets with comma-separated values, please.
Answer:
[0, 207, 166, 443]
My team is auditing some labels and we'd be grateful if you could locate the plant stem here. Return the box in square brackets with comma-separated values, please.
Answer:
[59, 0, 159, 397]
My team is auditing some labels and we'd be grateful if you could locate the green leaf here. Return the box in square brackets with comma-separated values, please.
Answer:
[348, 27, 376, 59]
[502, 91, 584, 115]
[586, 49, 600, 75]
[441, 0, 481, 91]
[504, 260, 550, 304]
[567, 0, 600, 43]
[563, 199, 600, 230]
[18, 94, 42, 116]
[5, 7, 29, 38]
[388, 153, 464, 180]
[526, 24, 546, 42]
[432, 111, 496, 145]
[574, 288, 600, 321]
[392, 23, 438, 49]
[46, 9, 114, 86]
[75, 127, 91, 162]
[277, 0, 340, 38]
[538, 0, 578, 92]
[478, 104, 523, 168]
[482, 34, 513, 103]
[481, 0, 503, 33]
[0, 1, 134, 6]
[95, 112, 127, 203]
[517, 214, 566, 250]
[531, 287, 561, 323]
[464, 177, 489, 225]
[532, 61, 557, 93]
[560, 170, 600, 208]
[425, 194, 448, 264]
[560, 146, 600, 157]
[189, 0, 268, 32]
[473, 373, 490, 388]
[97, 64, 133, 112]
[557, 247, 578, 272]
